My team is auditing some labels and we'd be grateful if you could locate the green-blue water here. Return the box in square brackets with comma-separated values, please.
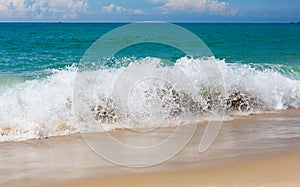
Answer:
[1, 23, 300, 77]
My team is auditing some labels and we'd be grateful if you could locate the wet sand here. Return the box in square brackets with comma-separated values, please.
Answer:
[64, 151, 300, 187]
[1, 108, 300, 186]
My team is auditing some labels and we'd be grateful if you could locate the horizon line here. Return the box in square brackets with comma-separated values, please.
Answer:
[0, 20, 298, 24]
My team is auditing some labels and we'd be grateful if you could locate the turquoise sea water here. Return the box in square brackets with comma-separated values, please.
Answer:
[1, 23, 300, 77]
[0, 23, 300, 141]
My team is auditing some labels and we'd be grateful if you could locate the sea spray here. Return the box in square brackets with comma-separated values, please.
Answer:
[1, 57, 300, 141]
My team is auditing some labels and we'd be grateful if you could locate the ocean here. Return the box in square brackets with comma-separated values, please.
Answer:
[0, 23, 300, 141]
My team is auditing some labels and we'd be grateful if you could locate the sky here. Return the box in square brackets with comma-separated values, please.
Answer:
[0, 0, 299, 22]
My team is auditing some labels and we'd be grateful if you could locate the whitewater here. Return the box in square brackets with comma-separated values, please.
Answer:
[0, 56, 300, 142]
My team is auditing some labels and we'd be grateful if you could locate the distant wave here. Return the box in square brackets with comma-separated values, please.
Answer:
[1, 56, 300, 142]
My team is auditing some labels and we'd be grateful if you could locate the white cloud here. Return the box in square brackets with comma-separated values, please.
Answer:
[0, 0, 27, 18]
[150, 0, 238, 15]
[102, 4, 123, 13]
[102, 4, 143, 15]
[208, 1, 228, 13]
[0, 0, 88, 19]
[132, 9, 143, 15]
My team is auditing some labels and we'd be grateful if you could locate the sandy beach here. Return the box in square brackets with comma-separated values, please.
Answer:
[1, 108, 300, 187]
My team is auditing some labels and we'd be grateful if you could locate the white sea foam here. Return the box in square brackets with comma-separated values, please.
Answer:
[1, 57, 300, 142]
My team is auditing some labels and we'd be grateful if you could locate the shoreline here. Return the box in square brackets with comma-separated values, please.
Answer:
[1, 108, 300, 186]
[1, 107, 298, 143]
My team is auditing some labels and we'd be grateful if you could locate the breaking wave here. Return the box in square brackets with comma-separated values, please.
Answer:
[1, 56, 300, 141]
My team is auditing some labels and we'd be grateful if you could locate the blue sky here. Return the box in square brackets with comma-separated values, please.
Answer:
[0, 0, 299, 22]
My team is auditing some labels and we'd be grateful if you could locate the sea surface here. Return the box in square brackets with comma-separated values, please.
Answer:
[0, 23, 300, 141]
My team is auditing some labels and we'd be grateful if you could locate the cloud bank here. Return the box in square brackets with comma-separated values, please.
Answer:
[0, 0, 88, 19]
[150, 0, 238, 15]
[102, 4, 143, 15]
